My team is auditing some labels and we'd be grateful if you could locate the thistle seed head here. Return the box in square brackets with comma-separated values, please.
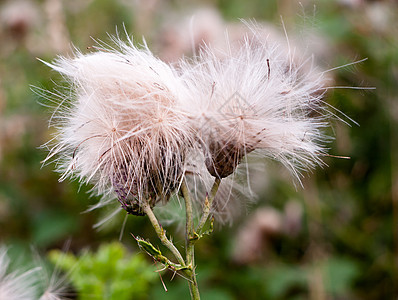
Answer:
[180, 26, 332, 180]
[41, 36, 194, 213]
[0, 247, 39, 299]
[40, 23, 353, 224]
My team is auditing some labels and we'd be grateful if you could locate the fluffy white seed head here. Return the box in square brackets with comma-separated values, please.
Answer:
[38, 272, 70, 300]
[0, 246, 71, 300]
[42, 37, 194, 214]
[40, 25, 350, 225]
[35, 248, 71, 300]
[179, 29, 332, 180]
[0, 247, 39, 300]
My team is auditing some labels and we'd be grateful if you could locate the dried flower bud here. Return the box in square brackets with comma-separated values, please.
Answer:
[204, 138, 254, 179]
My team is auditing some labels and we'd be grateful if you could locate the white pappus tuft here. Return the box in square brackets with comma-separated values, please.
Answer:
[179, 27, 334, 181]
[41, 36, 195, 215]
[0, 246, 71, 300]
[0, 247, 39, 300]
[39, 23, 355, 224]
[34, 246, 72, 300]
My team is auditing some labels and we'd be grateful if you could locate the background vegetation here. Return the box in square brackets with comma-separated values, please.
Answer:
[0, 0, 396, 299]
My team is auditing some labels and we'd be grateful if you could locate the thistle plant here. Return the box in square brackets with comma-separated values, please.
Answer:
[40, 25, 346, 299]
[0, 247, 39, 299]
[0, 246, 69, 300]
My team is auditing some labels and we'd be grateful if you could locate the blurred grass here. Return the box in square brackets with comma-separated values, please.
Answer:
[0, 0, 396, 299]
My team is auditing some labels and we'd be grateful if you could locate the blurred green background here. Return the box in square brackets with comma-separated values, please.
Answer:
[0, 0, 396, 299]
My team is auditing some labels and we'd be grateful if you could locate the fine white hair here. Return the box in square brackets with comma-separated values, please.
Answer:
[0, 247, 39, 299]
[40, 22, 354, 223]
[41, 36, 195, 214]
[179, 27, 333, 181]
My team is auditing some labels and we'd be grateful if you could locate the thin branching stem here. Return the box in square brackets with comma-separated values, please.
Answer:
[181, 179, 194, 258]
[196, 177, 221, 234]
[142, 201, 186, 267]
[142, 177, 221, 300]
[181, 179, 200, 300]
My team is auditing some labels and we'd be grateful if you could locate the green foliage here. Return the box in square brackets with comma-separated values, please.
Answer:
[261, 258, 359, 299]
[32, 210, 78, 248]
[323, 257, 360, 296]
[48, 242, 157, 300]
[263, 264, 308, 299]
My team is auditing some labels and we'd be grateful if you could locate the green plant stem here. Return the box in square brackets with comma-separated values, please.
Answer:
[142, 177, 221, 300]
[181, 179, 200, 300]
[181, 179, 194, 259]
[196, 177, 221, 234]
[142, 201, 186, 267]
